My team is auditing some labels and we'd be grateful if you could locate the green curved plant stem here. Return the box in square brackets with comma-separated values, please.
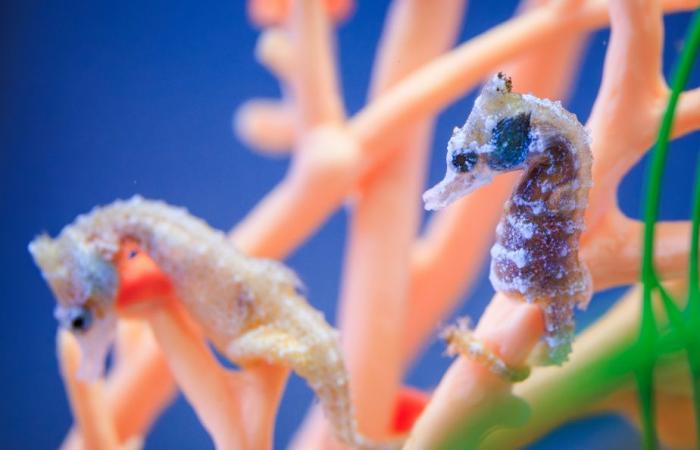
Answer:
[638, 9, 700, 449]
[655, 279, 685, 331]
[643, 12, 700, 284]
[688, 158, 700, 320]
[686, 158, 700, 442]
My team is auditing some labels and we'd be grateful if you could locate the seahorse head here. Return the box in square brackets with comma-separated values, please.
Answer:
[424, 73, 533, 210]
[29, 228, 118, 380]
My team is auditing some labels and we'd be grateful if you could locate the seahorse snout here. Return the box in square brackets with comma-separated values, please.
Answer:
[423, 165, 494, 211]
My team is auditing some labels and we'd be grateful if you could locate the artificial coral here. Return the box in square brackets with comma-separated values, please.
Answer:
[28, 0, 700, 449]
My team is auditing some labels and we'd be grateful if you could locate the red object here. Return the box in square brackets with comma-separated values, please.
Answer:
[391, 386, 430, 434]
[115, 240, 173, 310]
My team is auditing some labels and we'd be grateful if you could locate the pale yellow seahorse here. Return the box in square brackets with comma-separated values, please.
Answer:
[28, 195, 386, 449]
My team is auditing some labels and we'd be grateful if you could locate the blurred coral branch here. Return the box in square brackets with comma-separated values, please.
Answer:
[58, 331, 126, 450]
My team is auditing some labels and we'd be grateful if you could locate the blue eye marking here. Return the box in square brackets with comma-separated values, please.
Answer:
[488, 112, 531, 170]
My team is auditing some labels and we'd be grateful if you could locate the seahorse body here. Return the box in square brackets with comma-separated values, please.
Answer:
[29, 196, 378, 449]
[424, 73, 592, 364]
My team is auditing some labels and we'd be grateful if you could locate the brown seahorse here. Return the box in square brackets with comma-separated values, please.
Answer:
[424, 73, 592, 364]
[28, 196, 393, 449]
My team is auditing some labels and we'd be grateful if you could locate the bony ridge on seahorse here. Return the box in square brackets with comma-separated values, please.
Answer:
[424, 72, 592, 369]
[28, 196, 394, 450]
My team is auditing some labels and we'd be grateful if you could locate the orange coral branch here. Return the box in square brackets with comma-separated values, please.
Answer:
[405, 295, 544, 449]
[231, 125, 359, 257]
[289, 0, 345, 131]
[234, 99, 296, 154]
[585, 82, 700, 228]
[255, 28, 294, 83]
[586, 0, 666, 227]
[499, 0, 590, 98]
[337, 125, 432, 438]
[230, 362, 289, 450]
[57, 331, 124, 450]
[248, 0, 289, 27]
[145, 300, 250, 449]
[104, 324, 175, 445]
[336, 0, 466, 441]
[582, 210, 693, 290]
[292, 2, 467, 446]
[676, 86, 700, 136]
[235, 29, 297, 154]
[238, 0, 347, 152]
[247, 0, 353, 27]
[60, 323, 175, 450]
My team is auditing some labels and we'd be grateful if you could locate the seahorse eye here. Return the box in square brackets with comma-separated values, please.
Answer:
[65, 305, 93, 333]
[488, 112, 531, 170]
[451, 149, 479, 173]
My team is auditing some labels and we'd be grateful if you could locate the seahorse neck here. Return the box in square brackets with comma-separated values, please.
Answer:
[491, 122, 591, 298]
[518, 130, 587, 215]
[70, 197, 230, 276]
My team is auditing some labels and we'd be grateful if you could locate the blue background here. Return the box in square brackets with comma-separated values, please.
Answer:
[2, 1, 699, 449]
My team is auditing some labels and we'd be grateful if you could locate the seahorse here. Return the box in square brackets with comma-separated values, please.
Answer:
[28, 196, 388, 449]
[424, 73, 592, 365]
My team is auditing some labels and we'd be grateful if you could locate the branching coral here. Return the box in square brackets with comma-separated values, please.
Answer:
[26, 0, 700, 449]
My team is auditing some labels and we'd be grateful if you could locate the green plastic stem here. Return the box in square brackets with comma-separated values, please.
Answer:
[638, 9, 700, 449]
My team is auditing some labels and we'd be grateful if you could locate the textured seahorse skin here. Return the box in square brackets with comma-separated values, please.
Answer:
[29, 196, 392, 449]
[424, 73, 592, 364]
